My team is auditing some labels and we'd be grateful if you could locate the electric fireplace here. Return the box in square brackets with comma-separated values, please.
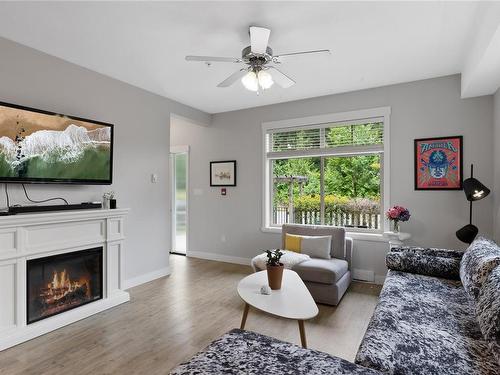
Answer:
[27, 247, 103, 324]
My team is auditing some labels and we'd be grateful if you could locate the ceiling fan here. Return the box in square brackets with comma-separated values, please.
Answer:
[186, 26, 330, 93]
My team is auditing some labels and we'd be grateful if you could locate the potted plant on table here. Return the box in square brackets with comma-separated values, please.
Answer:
[266, 249, 284, 290]
[386, 205, 411, 232]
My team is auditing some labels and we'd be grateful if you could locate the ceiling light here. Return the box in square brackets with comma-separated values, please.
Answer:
[258, 70, 274, 89]
[241, 70, 274, 92]
[241, 71, 258, 91]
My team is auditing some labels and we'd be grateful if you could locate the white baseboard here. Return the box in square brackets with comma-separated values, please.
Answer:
[123, 267, 170, 290]
[185, 253, 385, 284]
[187, 250, 251, 266]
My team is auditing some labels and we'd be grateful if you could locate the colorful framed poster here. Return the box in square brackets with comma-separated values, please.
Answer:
[210, 160, 237, 187]
[414, 136, 463, 190]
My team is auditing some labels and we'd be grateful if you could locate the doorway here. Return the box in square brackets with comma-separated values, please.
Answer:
[170, 146, 189, 255]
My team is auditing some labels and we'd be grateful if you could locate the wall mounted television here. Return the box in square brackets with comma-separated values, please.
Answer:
[0, 101, 113, 184]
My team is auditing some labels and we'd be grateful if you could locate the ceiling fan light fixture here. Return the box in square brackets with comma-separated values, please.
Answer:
[187, 26, 328, 91]
[258, 70, 274, 89]
[241, 71, 258, 91]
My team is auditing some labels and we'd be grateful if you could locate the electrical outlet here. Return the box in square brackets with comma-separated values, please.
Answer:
[221, 235, 226, 243]
[151, 174, 158, 183]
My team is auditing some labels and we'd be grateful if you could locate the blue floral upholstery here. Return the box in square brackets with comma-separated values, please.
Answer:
[476, 266, 500, 364]
[386, 246, 463, 280]
[460, 236, 500, 300]
[169, 329, 380, 375]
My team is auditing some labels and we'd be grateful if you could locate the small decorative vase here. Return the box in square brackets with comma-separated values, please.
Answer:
[393, 220, 400, 233]
[109, 199, 117, 209]
[266, 264, 284, 290]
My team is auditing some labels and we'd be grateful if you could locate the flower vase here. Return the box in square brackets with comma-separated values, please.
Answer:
[393, 220, 400, 233]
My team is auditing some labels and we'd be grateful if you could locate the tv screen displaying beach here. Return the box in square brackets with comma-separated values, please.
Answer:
[0, 103, 112, 183]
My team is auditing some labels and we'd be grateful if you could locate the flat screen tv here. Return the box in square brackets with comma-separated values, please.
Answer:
[0, 101, 113, 184]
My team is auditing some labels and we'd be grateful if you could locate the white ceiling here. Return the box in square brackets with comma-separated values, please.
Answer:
[0, 2, 481, 114]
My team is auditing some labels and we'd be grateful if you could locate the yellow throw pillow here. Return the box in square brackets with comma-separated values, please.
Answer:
[285, 234, 302, 253]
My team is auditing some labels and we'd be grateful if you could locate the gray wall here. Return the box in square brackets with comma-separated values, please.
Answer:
[0, 37, 210, 284]
[494, 89, 500, 241]
[172, 75, 494, 282]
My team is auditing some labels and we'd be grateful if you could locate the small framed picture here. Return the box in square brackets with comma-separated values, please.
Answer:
[414, 135, 463, 190]
[210, 160, 237, 187]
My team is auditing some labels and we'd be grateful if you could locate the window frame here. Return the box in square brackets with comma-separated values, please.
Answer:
[261, 107, 391, 238]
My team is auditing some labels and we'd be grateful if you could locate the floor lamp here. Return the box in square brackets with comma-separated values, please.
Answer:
[456, 164, 490, 244]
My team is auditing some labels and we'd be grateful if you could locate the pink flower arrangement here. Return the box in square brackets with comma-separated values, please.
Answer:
[386, 205, 411, 222]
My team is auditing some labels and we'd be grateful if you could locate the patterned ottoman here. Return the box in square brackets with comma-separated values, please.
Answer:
[170, 329, 379, 375]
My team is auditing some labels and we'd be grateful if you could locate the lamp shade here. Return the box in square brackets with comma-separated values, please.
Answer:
[463, 177, 490, 201]
[456, 224, 478, 244]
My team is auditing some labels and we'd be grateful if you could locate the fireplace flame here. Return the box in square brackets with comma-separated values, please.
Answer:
[42, 269, 91, 303]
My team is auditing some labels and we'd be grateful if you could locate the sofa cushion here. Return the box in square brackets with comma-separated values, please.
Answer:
[284, 234, 332, 259]
[390, 246, 464, 259]
[460, 236, 500, 300]
[282, 224, 346, 259]
[386, 249, 462, 280]
[476, 266, 500, 364]
[292, 258, 348, 285]
[355, 270, 499, 374]
[284, 233, 302, 253]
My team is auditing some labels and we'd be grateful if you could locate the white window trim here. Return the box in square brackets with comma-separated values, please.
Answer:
[261, 106, 391, 241]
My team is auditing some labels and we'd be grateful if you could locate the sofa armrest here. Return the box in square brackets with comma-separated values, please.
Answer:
[386, 246, 463, 280]
[345, 237, 353, 270]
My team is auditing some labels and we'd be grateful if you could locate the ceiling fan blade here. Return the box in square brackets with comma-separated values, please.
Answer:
[268, 67, 295, 88]
[217, 69, 248, 87]
[274, 49, 331, 60]
[250, 26, 271, 54]
[186, 55, 241, 63]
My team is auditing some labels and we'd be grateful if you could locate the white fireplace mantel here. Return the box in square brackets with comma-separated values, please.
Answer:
[0, 208, 130, 351]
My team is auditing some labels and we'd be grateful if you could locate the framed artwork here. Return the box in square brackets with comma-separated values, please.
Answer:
[414, 135, 463, 190]
[210, 160, 237, 187]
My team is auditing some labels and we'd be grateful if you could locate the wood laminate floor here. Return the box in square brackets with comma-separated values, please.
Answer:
[0, 255, 382, 375]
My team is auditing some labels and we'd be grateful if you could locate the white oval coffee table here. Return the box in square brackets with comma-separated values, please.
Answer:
[237, 269, 319, 348]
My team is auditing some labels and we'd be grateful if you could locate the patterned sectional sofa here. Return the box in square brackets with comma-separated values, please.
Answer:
[170, 237, 500, 374]
[355, 238, 500, 374]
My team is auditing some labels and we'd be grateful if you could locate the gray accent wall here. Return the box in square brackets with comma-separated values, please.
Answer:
[0, 37, 210, 285]
[172, 75, 494, 282]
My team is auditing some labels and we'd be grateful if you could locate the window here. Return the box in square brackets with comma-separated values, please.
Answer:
[263, 108, 390, 233]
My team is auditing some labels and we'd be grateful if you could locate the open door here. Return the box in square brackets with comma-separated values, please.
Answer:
[170, 146, 189, 255]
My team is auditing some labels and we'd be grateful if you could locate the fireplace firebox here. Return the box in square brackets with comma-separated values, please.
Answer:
[27, 248, 103, 324]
